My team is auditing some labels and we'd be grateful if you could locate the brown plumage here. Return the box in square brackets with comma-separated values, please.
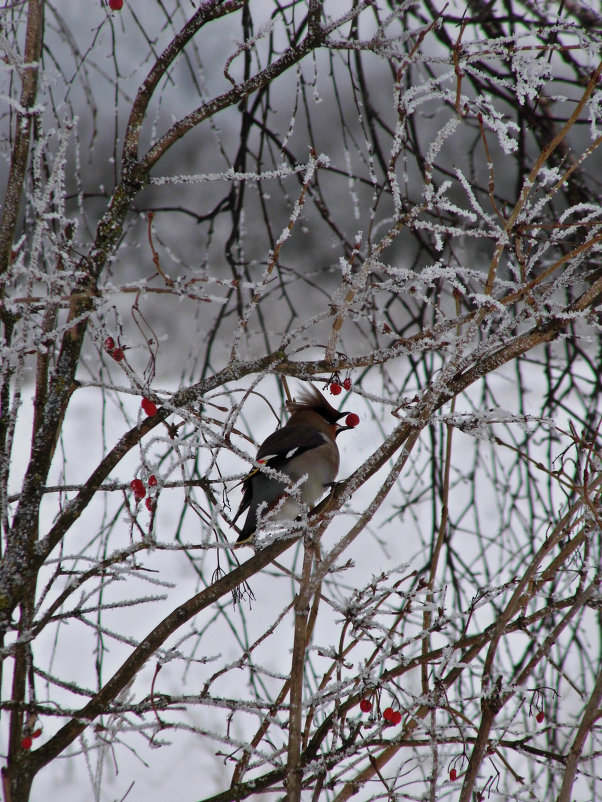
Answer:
[232, 385, 353, 543]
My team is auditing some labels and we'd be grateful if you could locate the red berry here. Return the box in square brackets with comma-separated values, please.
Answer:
[148, 475, 157, 487]
[391, 710, 401, 725]
[21, 736, 33, 750]
[145, 497, 154, 512]
[382, 707, 394, 722]
[104, 336, 115, 351]
[32, 728, 42, 739]
[111, 348, 125, 362]
[345, 413, 360, 427]
[130, 479, 146, 500]
[343, 378, 352, 391]
[449, 768, 457, 781]
[109, 0, 123, 9]
[330, 382, 342, 395]
[359, 699, 372, 713]
[536, 711, 545, 724]
[141, 397, 158, 416]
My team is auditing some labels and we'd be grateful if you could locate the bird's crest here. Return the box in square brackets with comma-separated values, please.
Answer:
[286, 384, 346, 423]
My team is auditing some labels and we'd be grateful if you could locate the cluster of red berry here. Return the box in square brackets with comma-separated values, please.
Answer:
[329, 377, 352, 395]
[382, 707, 402, 724]
[103, 336, 124, 362]
[327, 378, 360, 428]
[130, 475, 158, 512]
[358, 698, 401, 724]
[21, 728, 42, 750]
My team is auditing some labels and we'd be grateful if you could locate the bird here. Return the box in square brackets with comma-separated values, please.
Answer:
[231, 384, 356, 544]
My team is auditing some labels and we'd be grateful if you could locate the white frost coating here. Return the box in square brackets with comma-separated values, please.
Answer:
[537, 166, 562, 186]
[0, 94, 45, 116]
[588, 88, 602, 139]
[423, 117, 460, 204]
[511, 47, 551, 105]
[473, 94, 520, 154]
[149, 156, 330, 186]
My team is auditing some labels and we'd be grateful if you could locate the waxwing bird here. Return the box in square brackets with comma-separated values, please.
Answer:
[232, 384, 356, 544]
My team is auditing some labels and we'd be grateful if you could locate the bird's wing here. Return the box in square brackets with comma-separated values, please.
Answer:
[231, 425, 328, 523]
[256, 424, 328, 466]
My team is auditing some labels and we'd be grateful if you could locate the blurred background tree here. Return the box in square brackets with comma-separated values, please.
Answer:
[1, 1, 601, 800]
